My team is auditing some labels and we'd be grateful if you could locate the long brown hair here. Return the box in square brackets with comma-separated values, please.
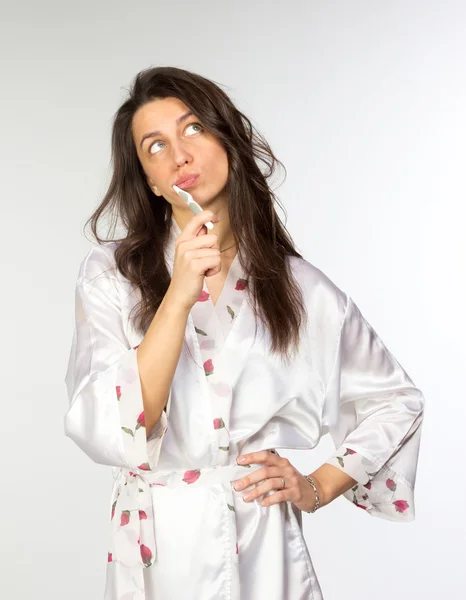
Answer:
[86, 66, 307, 362]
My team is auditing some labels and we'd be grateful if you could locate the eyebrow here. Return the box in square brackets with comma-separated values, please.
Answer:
[139, 110, 194, 150]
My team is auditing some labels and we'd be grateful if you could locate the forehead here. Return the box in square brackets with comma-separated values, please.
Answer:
[132, 97, 191, 138]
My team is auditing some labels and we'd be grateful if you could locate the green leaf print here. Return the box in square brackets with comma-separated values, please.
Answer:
[219, 446, 230, 451]
[121, 427, 134, 437]
[195, 327, 208, 336]
[337, 456, 344, 468]
[227, 305, 235, 321]
[227, 503, 236, 512]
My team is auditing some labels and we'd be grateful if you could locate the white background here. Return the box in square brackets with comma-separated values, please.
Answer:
[1, 1, 464, 598]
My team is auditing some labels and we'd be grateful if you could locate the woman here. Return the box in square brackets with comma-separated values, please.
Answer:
[64, 66, 425, 600]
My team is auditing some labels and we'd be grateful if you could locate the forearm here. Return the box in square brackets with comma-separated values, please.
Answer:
[136, 287, 190, 436]
[308, 463, 358, 509]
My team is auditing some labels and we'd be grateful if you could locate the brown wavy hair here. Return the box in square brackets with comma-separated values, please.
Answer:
[86, 66, 307, 362]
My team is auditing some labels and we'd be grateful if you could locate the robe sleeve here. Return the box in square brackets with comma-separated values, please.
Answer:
[322, 295, 425, 522]
[64, 246, 171, 471]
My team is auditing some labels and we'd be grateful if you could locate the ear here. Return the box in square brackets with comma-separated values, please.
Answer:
[148, 178, 161, 196]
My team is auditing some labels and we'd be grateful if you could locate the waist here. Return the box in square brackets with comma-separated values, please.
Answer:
[113, 461, 262, 490]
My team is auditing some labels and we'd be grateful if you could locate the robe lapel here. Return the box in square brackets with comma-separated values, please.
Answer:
[164, 214, 253, 465]
[164, 214, 250, 355]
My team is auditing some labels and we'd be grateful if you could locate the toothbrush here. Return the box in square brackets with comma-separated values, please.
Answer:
[172, 185, 214, 230]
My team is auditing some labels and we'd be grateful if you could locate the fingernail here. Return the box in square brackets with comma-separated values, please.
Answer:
[237, 457, 246, 463]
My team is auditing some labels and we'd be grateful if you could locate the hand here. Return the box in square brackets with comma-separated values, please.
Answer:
[167, 210, 221, 311]
[233, 450, 321, 513]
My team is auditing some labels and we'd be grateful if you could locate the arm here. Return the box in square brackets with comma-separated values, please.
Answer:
[136, 288, 190, 436]
[307, 463, 358, 509]
[311, 296, 425, 519]
[64, 246, 186, 470]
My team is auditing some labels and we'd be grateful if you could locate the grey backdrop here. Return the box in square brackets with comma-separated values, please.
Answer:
[1, 1, 464, 598]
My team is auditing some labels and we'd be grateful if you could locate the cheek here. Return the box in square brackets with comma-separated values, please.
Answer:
[204, 143, 229, 179]
[144, 160, 167, 186]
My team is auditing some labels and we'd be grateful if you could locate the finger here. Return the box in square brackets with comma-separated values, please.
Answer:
[260, 489, 289, 507]
[241, 477, 290, 503]
[187, 234, 219, 250]
[179, 211, 219, 240]
[237, 450, 282, 466]
[233, 466, 283, 491]
[205, 266, 221, 277]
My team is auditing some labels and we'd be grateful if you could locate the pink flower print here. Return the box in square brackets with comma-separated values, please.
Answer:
[133, 344, 140, 349]
[120, 510, 131, 526]
[136, 411, 145, 430]
[386, 478, 397, 492]
[183, 469, 201, 484]
[204, 359, 214, 376]
[353, 500, 368, 510]
[108, 552, 113, 562]
[235, 278, 247, 291]
[198, 290, 210, 302]
[138, 510, 147, 520]
[111, 501, 117, 520]
[363, 481, 372, 490]
[116, 385, 121, 400]
[213, 417, 225, 430]
[236, 542, 239, 554]
[138, 462, 151, 471]
[335, 447, 356, 468]
[393, 499, 409, 513]
[140, 544, 153, 567]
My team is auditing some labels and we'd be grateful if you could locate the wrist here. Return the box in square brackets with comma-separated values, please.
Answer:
[164, 286, 193, 316]
[305, 472, 326, 511]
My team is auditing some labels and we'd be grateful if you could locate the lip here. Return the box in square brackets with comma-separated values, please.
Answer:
[174, 173, 199, 189]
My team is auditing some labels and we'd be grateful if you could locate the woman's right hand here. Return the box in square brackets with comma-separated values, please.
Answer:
[167, 210, 221, 312]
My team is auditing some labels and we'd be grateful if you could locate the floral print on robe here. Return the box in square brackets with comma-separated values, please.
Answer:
[64, 214, 424, 600]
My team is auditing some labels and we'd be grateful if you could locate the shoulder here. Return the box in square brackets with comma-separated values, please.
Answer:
[287, 255, 349, 323]
[75, 241, 121, 290]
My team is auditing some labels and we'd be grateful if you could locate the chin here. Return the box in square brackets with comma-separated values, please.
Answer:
[194, 183, 226, 205]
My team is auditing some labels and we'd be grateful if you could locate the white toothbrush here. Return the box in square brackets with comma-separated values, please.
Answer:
[172, 185, 214, 230]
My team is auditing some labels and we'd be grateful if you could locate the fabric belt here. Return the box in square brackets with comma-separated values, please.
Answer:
[107, 462, 264, 599]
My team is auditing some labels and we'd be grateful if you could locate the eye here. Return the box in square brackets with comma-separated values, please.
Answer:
[149, 140, 165, 155]
[148, 123, 202, 155]
[185, 123, 202, 135]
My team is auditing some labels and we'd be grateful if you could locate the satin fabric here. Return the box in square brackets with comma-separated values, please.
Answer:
[64, 215, 424, 599]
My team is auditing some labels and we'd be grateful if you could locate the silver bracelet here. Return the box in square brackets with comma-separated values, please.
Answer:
[304, 475, 320, 513]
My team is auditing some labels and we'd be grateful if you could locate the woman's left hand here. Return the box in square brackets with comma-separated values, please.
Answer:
[233, 450, 321, 512]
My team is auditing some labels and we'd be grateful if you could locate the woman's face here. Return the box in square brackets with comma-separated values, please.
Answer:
[132, 97, 229, 209]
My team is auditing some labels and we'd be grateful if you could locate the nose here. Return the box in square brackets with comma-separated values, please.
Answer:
[171, 139, 193, 167]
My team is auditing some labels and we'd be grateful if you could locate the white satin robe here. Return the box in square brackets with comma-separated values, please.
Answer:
[64, 215, 425, 600]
